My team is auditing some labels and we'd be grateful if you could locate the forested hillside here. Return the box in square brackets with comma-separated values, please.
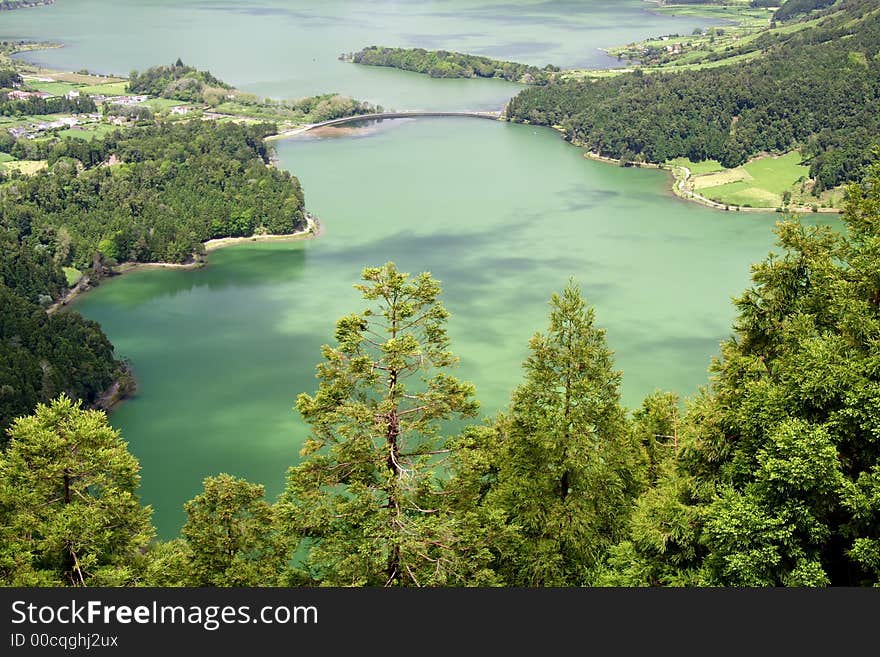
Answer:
[506, 0, 879, 191]
[775, 0, 839, 21]
[128, 59, 231, 103]
[0, 284, 120, 438]
[1, 121, 307, 266]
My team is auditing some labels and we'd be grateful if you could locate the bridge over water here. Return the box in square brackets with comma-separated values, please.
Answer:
[269, 110, 503, 139]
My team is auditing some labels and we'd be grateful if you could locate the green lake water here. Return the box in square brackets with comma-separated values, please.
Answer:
[5, 1, 784, 537]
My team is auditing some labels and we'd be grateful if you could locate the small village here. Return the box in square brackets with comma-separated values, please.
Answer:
[2, 73, 200, 142]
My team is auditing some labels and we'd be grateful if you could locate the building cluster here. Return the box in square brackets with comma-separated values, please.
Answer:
[2, 82, 156, 139]
[2, 75, 225, 148]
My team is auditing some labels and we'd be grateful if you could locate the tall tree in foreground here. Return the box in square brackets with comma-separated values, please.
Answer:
[462, 284, 645, 585]
[606, 168, 880, 586]
[0, 396, 153, 586]
[279, 263, 482, 586]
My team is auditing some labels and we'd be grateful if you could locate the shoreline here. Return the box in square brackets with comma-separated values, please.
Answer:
[204, 214, 323, 250]
[48, 213, 322, 315]
[47, 213, 323, 414]
[539, 125, 841, 215]
[662, 164, 841, 215]
[588, 149, 840, 215]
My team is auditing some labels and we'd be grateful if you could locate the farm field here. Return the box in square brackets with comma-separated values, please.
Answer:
[78, 81, 129, 95]
[141, 97, 183, 111]
[24, 80, 81, 96]
[690, 151, 811, 208]
[666, 157, 725, 175]
[2, 159, 48, 174]
[56, 122, 118, 139]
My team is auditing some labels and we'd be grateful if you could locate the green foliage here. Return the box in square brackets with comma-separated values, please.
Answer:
[506, 0, 880, 189]
[0, 181, 120, 434]
[775, 0, 839, 21]
[128, 60, 231, 103]
[0, 94, 96, 117]
[0, 237, 67, 304]
[0, 120, 306, 266]
[152, 474, 289, 586]
[454, 284, 645, 585]
[0, 395, 153, 586]
[0, 284, 120, 435]
[0, 69, 21, 88]
[347, 46, 558, 84]
[607, 168, 880, 586]
[216, 92, 379, 124]
[279, 263, 484, 586]
[597, 459, 705, 586]
[632, 391, 681, 485]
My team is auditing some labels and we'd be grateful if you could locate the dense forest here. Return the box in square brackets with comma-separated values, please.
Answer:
[0, 284, 120, 439]
[343, 46, 559, 84]
[506, 0, 879, 190]
[128, 59, 231, 103]
[0, 230, 120, 435]
[3, 166, 880, 586]
[0, 94, 96, 117]
[1, 110, 126, 434]
[775, 0, 839, 21]
[0, 120, 307, 267]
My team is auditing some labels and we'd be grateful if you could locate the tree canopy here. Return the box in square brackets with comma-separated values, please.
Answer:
[345, 46, 558, 84]
[279, 263, 482, 586]
[452, 284, 646, 585]
[1, 120, 306, 267]
[603, 166, 880, 586]
[0, 395, 153, 585]
[506, 0, 880, 190]
[128, 60, 231, 103]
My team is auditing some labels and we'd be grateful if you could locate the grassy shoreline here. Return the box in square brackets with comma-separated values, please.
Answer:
[532, 100, 844, 214]
[574, 138, 841, 215]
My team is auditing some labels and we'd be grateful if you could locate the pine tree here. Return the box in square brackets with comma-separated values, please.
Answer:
[475, 284, 645, 585]
[608, 168, 880, 586]
[279, 263, 480, 586]
[155, 474, 289, 586]
[631, 391, 680, 484]
[0, 395, 153, 586]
